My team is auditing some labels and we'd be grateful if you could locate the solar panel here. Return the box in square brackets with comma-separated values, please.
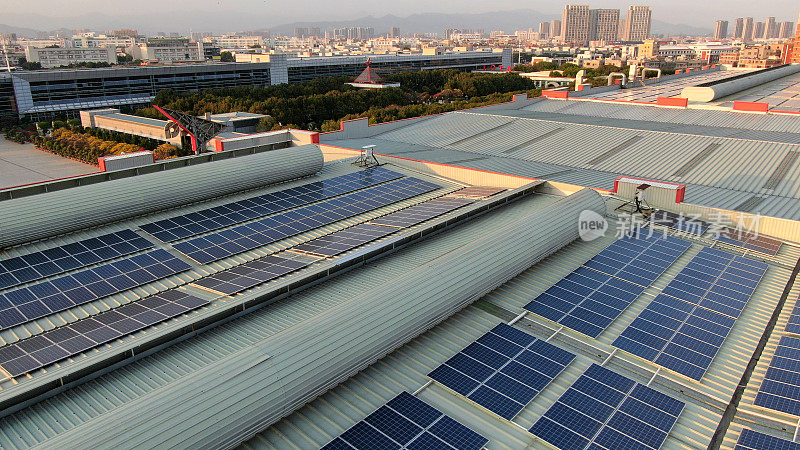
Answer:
[755, 336, 800, 415]
[368, 197, 474, 228]
[321, 391, 489, 450]
[786, 296, 800, 336]
[653, 210, 711, 236]
[0, 290, 208, 377]
[428, 323, 575, 420]
[448, 186, 506, 199]
[0, 249, 192, 330]
[530, 363, 684, 450]
[0, 230, 153, 290]
[716, 227, 783, 256]
[293, 224, 397, 257]
[192, 254, 312, 295]
[614, 247, 767, 380]
[581, 232, 692, 287]
[735, 429, 800, 450]
[140, 167, 403, 242]
[173, 177, 440, 264]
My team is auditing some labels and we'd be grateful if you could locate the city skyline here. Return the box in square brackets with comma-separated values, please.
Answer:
[3, 1, 799, 31]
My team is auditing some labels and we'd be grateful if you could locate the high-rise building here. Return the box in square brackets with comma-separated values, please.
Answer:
[621, 5, 652, 41]
[714, 20, 729, 40]
[294, 27, 309, 38]
[538, 22, 550, 39]
[780, 22, 795, 39]
[589, 9, 620, 42]
[754, 22, 765, 40]
[390, 27, 400, 38]
[744, 17, 754, 41]
[560, 5, 591, 44]
[550, 20, 562, 38]
[733, 18, 744, 39]
[765, 17, 778, 39]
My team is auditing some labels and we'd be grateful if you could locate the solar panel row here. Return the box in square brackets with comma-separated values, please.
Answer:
[173, 177, 441, 264]
[293, 224, 396, 257]
[654, 210, 711, 236]
[0, 249, 192, 331]
[192, 255, 311, 295]
[0, 229, 154, 290]
[582, 232, 692, 287]
[755, 336, 800, 416]
[428, 323, 575, 420]
[368, 197, 474, 228]
[0, 290, 207, 377]
[322, 391, 489, 450]
[614, 247, 768, 380]
[524, 232, 690, 338]
[716, 227, 783, 256]
[141, 167, 403, 242]
[735, 429, 800, 450]
[786, 296, 800, 336]
[530, 363, 684, 450]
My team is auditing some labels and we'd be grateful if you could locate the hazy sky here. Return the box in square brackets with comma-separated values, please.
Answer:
[4, 0, 799, 28]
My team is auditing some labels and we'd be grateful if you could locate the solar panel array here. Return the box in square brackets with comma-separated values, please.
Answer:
[785, 296, 800, 335]
[322, 391, 489, 450]
[368, 197, 474, 228]
[654, 210, 711, 236]
[194, 195, 479, 295]
[716, 227, 783, 256]
[173, 177, 440, 264]
[524, 232, 691, 338]
[0, 249, 192, 331]
[0, 230, 153, 290]
[0, 290, 207, 377]
[140, 167, 402, 242]
[755, 336, 800, 415]
[192, 255, 311, 295]
[735, 429, 800, 450]
[428, 323, 575, 420]
[614, 247, 768, 380]
[530, 363, 684, 450]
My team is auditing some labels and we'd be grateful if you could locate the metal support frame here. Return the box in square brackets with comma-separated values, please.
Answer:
[153, 105, 226, 154]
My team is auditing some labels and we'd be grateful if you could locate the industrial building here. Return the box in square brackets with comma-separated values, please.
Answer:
[0, 61, 799, 450]
[1, 49, 512, 121]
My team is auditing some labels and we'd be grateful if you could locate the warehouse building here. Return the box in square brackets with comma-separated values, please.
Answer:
[0, 64, 799, 450]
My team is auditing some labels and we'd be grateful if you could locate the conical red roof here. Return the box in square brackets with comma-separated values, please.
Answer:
[353, 59, 384, 84]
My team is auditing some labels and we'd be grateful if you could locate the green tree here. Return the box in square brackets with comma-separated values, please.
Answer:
[220, 51, 234, 62]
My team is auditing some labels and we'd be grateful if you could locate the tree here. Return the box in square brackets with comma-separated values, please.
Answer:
[153, 143, 179, 160]
[117, 53, 134, 64]
[220, 51, 234, 62]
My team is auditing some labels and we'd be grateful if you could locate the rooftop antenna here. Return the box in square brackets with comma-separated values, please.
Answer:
[355, 144, 380, 167]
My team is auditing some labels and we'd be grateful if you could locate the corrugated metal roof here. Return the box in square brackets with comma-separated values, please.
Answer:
[0, 188, 571, 449]
[245, 216, 798, 449]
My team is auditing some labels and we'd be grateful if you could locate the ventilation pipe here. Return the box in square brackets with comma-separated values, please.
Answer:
[46, 188, 607, 449]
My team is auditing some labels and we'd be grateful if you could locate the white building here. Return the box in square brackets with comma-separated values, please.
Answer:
[621, 5, 652, 41]
[561, 5, 591, 44]
[127, 39, 204, 63]
[206, 35, 265, 50]
[24, 46, 116, 68]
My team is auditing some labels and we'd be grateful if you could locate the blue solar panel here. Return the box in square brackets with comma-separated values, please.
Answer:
[192, 254, 310, 295]
[174, 177, 440, 264]
[613, 247, 767, 380]
[322, 392, 488, 450]
[524, 232, 690, 338]
[429, 323, 575, 420]
[755, 336, 800, 416]
[736, 428, 800, 450]
[0, 249, 192, 330]
[530, 364, 684, 450]
[785, 296, 800, 336]
[0, 290, 207, 377]
[0, 230, 153, 290]
[141, 167, 402, 242]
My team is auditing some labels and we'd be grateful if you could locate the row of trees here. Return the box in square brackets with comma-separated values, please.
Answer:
[135, 70, 542, 131]
[33, 128, 184, 164]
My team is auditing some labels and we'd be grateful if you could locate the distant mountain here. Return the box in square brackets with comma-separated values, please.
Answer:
[0, 10, 712, 39]
[0, 24, 41, 38]
[269, 10, 558, 36]
[651, 20, 711, 37]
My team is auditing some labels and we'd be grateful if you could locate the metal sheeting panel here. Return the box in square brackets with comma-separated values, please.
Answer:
[0, 145, 324, 249]
[34, 189, 605, 450]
